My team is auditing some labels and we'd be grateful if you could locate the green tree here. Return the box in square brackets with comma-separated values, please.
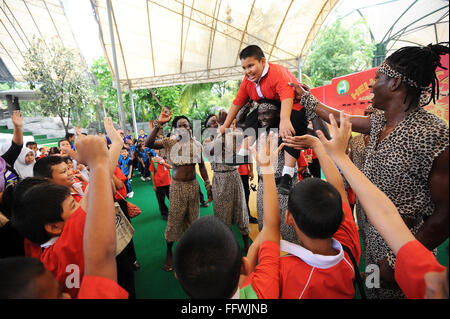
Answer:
[23, 38, 96, 133]
[303, 19, 375, 87]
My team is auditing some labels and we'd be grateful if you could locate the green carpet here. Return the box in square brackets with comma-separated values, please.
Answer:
[127, 169, 249, 299]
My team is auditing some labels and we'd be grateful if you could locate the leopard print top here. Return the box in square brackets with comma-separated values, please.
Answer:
[361, 107, 448, 298]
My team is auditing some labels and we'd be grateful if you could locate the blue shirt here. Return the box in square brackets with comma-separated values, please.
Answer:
[118, 155, 133, 176]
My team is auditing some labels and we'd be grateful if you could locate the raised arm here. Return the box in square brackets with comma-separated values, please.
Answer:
[255, 132, 282, 243]
[104, 117, 124, 176]
[75, 134, 117, 281]
[145, 107, 173, 149]
[283, 133, 348, 205]
[218, 104, 242, 134]
[318, 112, 415, 255]
[288, 82, 371, 134]
[1, 111, 24, 167]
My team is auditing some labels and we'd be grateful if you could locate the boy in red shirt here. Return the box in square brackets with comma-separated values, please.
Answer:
[5, 133, 127, 299]
[278, 132, 361, 299]
[291, 112, 448, 299]
[219, 45, 314, 195]
[33, 156, 87, 203]
[173, 132, 282, 299]
[149, 155, 172, 220]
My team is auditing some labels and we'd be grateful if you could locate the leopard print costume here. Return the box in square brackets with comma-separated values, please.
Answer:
[361, 107, 449, 299]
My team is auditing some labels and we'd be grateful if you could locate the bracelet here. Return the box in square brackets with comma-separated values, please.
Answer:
[300, 91, 319, 121]
[153, 121, 163, 129]
[386, 251, 396, 269]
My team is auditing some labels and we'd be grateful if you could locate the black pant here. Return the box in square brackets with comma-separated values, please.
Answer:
[240, 174, 251, 217]
[245, 107, 308, 160]
[309, 158, 321, 178]
[139, 160, 150, 178]
[117, 199, 137, 299]
[156, 185, 170, 216]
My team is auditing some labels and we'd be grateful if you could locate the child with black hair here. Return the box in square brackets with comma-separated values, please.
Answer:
[136, 143, 153, 181]
[174, 132, 282, 299]
[149, 154, 172, 220]
[118, 147, 134, 198]
[279, 129, 360, 299]
[33, 156, 87, 203]
[2, 133, 128, 299]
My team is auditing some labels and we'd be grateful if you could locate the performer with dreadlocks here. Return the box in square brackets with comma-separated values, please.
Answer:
[283, 43, 449, 299]
[145, 108, 212, 272]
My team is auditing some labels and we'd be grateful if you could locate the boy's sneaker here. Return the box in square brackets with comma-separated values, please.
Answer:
[278, 174, 292, 195]
[146, 177, 151, 181]
[127, 192, 134, 198]
[141, 177, 146, 182]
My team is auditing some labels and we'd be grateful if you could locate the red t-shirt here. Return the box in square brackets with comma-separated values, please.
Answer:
[304, 148, 318, 160]
[114, 166, 127, 201]
[395, 240, 446, 299]
[233, 63, 303, 111]
[149, 159, 171, 187]
[241, 241, 280, 299]
[77, 275, 128, 299]
[238, 164, 250, 176]
[40, 206, 86, 299]
[71, 181, 88, 203]
[279, 203, 361, 299]
[24, 238, 42, 260]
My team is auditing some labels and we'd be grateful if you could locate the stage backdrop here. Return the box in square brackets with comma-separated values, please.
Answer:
[310, 54, 449, 125]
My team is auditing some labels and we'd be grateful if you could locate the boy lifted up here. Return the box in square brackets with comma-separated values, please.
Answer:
[219, 45, 320, 194]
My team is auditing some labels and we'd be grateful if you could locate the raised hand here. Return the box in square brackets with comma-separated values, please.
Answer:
[254, 131, 283, 174]
[158, 107, 173, 125]
[282, 134, 321, 151]
[316, 112, 352, 160]
[11, 110, 23, 128]
[104, 117, 123, 145]
[75, 134, 109, 168]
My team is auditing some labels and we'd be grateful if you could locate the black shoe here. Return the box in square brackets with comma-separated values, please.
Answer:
[133, 261, 141, 271]
[278, 174, 292, 195]
[248, 216, 258, 224]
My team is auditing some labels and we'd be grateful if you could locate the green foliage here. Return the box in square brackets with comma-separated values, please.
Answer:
[303, 19, 375, 87]
[90, 56, 240, 129]
[22, 38, 96, 132]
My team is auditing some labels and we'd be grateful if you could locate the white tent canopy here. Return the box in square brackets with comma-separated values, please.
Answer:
[332, 0, 449, 60]
[92, 0, 339, 90]
[0, 0, 85, 82]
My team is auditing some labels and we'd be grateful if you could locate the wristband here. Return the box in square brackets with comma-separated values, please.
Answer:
[300, 91, 319, 121]
[153, 121, 163, 129]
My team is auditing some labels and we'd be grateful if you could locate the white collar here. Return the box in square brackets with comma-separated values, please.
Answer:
[71, 181, 84, 196]
[249, 61, 270, 84]
[40, 236, 60, 248]
[231, 288, 240, 299]
[280, 239, 344, 269]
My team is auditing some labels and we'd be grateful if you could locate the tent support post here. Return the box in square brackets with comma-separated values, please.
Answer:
[297, 57, 302, 82]
[127, 80, 139, 140]
[106, 0, 126, 130]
